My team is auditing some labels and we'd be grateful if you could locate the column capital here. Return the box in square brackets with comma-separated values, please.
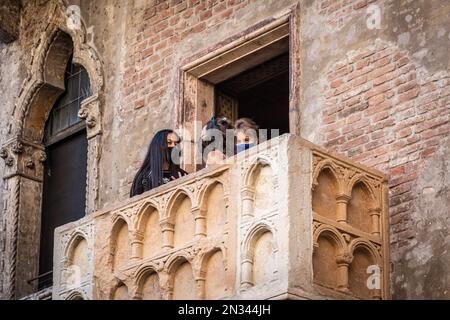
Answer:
[130, 230, 144, 242]
[191, 207, 206, 218]
[241, 186, 255, 199]
[336, 193, 351, 203]
[336, 253, 352, 266]
[159, 219, 174, 231]
[1, 137, 46, 182]
[369, 207, 382, 216]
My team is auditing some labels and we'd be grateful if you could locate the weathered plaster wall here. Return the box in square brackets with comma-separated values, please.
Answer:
[394, 140, 450, 299]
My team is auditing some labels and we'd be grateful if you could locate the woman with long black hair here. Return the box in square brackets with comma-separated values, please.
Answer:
[130, 129, 188, 197]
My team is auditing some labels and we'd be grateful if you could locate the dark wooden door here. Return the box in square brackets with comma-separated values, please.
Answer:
[39, 129, 87, 287]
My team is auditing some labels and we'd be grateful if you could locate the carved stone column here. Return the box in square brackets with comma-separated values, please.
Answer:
[158, 272, 172, 300]
[336, 253, 352, 293]
[79, 95, 102, 214]
[241, 187, 255, 218]
[192, 207, 207, 239]
[240, 251, 254, 289]
[369, 208, 381, 236]
[222, 192, 231, 237]
[336, 194, 351, 224]
[0, 138, 47, 299]
[195, 270, 206, 300]
[130, 230, 144, 262]
[160, 220, 175, 250]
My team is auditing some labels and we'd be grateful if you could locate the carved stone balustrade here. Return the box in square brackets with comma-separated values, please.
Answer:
[52, 134, 389, 300]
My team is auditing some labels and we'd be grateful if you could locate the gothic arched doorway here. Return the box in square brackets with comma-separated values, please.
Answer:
[38, 61, 91, 289]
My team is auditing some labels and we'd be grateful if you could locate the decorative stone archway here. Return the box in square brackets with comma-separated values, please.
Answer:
[0, 1, 103, 299]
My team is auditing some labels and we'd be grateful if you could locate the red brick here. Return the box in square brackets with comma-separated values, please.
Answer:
[397, 81, 418, 94]
[365, 100, 392, 116]
[396, 56, 410, 68]
[368, 93, 385, 106]
[330, 79, 344, 88]
[368, 63, 396, 80]
[134, 99, 145, 109]
[396, 87, 420, 104]
[353, 0, 368, 10]
[397, 127, 412, 139]
[341, 135, 370, 151]
[323, 114, 337, 124]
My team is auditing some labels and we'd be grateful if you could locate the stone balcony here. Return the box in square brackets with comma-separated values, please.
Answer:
[52, 134, 389, 300]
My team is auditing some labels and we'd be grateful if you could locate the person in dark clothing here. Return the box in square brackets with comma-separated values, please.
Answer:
[201, 116, 234, 166]
[130, 129, 188, 197]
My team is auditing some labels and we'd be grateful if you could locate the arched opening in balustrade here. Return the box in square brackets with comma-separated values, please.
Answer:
[253, 231, 275, 285]
[64, 234, 89, 288]
[242, 224, 277, 288]
[137, 204, 162, 259]
[348, 243, 380, 299]
[313, 230, 342, 289]
[201, 182, 227, 237]
[312, 168, 338, 221]
[169, 257, 196, 300]
[136, 267, 163, 300]
[203, 249, 227, 300]
[111, 218, 131, 272]
[112, 282, 130, 300]
[347, 181, 376, 233]
[252, 164, 275, 216]
[169, 192, 195, 248]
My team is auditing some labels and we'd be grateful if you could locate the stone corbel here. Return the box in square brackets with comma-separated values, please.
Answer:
[78, 94, 102, 139]
[0, 138, 46, 182]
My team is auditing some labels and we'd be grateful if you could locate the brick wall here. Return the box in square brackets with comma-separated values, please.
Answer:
[321, 39, 450, 249]
[122, 0, 260, 114]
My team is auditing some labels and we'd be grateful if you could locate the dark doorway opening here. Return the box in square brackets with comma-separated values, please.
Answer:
[39, 130, 88, 287]
[216, 53, 290, 139]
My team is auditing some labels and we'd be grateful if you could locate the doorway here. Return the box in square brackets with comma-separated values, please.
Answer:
[38, 61, 90, 289]
[215, 53, 290, 138]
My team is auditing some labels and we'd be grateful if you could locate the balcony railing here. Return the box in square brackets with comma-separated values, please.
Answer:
[52, 134, 389, 300]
